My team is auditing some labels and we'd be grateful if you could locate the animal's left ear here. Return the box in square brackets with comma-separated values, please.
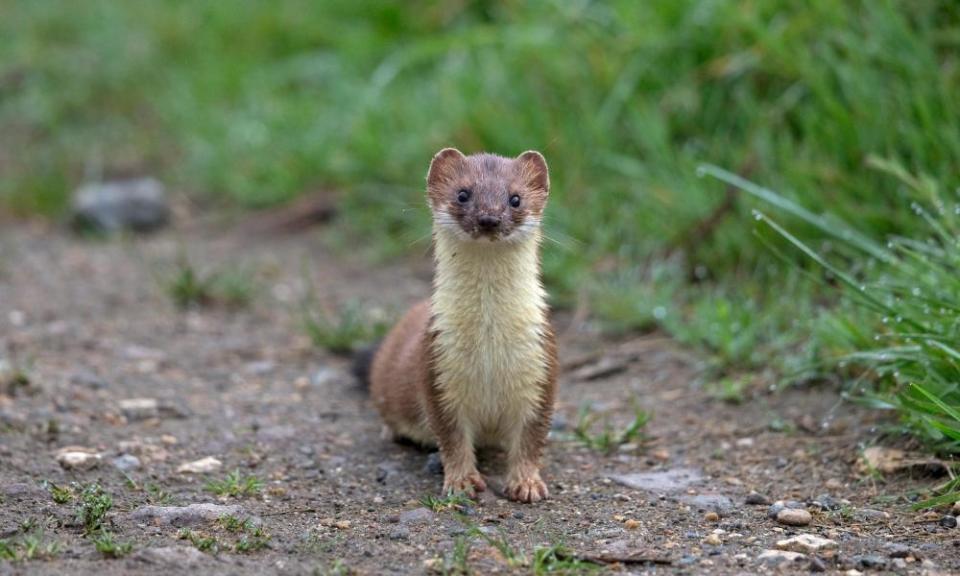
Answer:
[516, 150, 549, 195]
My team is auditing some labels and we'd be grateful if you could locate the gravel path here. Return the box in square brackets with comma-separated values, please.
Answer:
[0, 221, 956, 575]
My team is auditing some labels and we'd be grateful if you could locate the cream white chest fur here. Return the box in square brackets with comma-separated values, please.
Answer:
[430, 228, 549, 446]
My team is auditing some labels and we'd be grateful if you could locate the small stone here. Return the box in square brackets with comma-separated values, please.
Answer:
[389, 527, 410, 540]
[938, 515, 957, 528]
[884, 543, 912, 558]
[757, 549, 806, 565]
[683, 493, 734, 516]
[71, 177, 170, 233]
[55, 447, 101, 470]
[854, 554, 887, 571]
[776, 534, 838, 553]
[119, 398, 160, 421]
[853, 508, 890, 522]
[129, 503, 241, 527]
[161, 435, 178, 445]
[624, 519, 640, 530]
[704, 533, 722, 546]
[745, 491, 771, 506]
[952, 501, 960, 515]
[704, 512, 719, 523]
[825, 478, 843, 490]
[735, 437, 754, 448]
[312, 367, 346, 388]
[176, 456, 222, 474]
[846, 570, 863, 576]
[810, 494, 840, 511]
[133, 546, 207, 567]
[334, 520, 351, 530]
[808, 556, 828, 572]
[776, 508, 812, 526]
[399, 507, 434, 525]
[111, 454, 142, 471]
[768, 500, 805, 519]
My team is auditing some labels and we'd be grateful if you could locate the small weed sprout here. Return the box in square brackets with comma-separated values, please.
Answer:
[205, 469, 263, 498]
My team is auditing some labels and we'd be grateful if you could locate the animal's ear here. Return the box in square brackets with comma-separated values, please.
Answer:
[426, 148, 466, 192]
[516, 150, 549, 195]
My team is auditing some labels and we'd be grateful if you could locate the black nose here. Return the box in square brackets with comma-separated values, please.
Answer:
[477, 215, 501, 231]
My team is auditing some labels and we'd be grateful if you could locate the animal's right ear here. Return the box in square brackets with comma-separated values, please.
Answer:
[426, 148, 466, 192]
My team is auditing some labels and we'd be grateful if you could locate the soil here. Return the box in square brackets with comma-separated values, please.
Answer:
[0, 219, 957, 575]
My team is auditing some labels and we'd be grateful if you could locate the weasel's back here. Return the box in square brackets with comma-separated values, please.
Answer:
[369, 299, 434, 444]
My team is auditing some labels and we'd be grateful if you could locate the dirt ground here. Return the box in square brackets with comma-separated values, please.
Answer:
[0, 218, 957, 575]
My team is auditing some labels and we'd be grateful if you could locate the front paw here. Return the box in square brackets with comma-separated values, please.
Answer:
[443, 470, 487, 497]
[505, 470, 548, 503]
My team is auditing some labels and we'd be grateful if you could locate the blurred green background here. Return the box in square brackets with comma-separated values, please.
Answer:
[3, 1, 960, 446]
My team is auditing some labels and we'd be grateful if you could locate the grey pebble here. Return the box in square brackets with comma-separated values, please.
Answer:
[399, 507, 434, 525]
[71, 178, 170, 234]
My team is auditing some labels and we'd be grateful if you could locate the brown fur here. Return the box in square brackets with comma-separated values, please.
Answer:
[369, 148, 557, 503]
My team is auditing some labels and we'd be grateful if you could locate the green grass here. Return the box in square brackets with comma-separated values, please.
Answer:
[75, 483, 113, 535]
[177, 529, 220, 554]
[301, 299, 389, 355]
[573, 402, 650, 454]
[44, 481, 73, 505]
[93, 531, 133, 558]
[204, 469, 263, 498]
[3, 3, 957, 349]
[420, 492, 474, 513]
[166, 258, 255, 310]
[710, 159, 960, 502]
[0, 528, 60, 562]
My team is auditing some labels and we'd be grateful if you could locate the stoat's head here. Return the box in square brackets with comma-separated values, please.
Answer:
[426, 148, 549, 244]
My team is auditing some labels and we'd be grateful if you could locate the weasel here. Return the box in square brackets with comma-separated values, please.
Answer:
[366, 148, 558, 503]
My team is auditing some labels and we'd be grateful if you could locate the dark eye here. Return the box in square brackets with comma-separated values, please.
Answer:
[509, 194, 521, 208]
[457, 189, 471, 204]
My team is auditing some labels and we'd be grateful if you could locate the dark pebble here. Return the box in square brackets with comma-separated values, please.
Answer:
[389, 527, 410, 540]
[810, 494, 840, 511]
[745, 492, 771, 506]
[939, 515, 957, 529]
[885, 543, 912, 558]
[809, 556, 828, 572]
[855, 555, 888, 570]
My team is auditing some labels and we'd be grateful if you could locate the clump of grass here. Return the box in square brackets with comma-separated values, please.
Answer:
[531, 543, 599, 575]
[707, 160, 960, 503]
[573, 403, 650, 454]
[93, 531, 133, 558]
[144, 482, 173, 505]
[468, 527, 523, 568]
[301, 299, 388, 355]
[706, 376, 751, 405]
[44, 481, 73, 504]
[444, 535, 472, 575]
[204, 469, 263, 498]
[218, 514, 254, 533]
[76, 483, 113, 535]
[0, 359, 32, 397]
[0, 524, 60, 562]
[420, 492, 474, 513]
[234, 524, 270, 553]
[177, 529, 220, 554]
[166, 259, 255, 310]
